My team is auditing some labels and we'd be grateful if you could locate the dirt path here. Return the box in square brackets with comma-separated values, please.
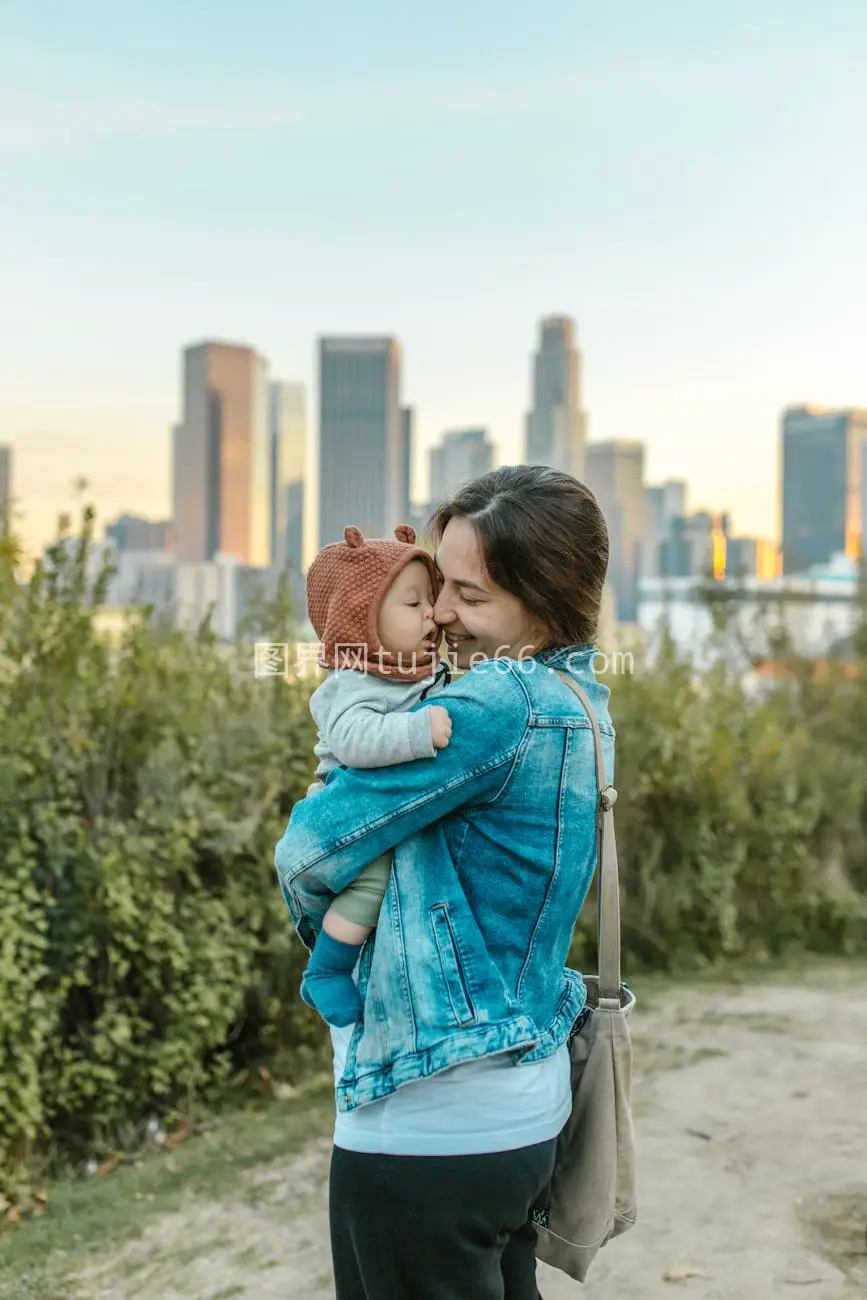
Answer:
[78, 971, 867, 1299]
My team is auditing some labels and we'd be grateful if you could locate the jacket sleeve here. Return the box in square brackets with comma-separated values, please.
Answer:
[324, 674, 436, 768]
[274, 663, 529, 947]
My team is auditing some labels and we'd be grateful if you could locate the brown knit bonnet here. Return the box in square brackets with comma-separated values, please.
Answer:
[306, 524, 440, 681]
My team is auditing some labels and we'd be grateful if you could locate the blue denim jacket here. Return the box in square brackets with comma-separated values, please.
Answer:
[274, 645, 615, 1112]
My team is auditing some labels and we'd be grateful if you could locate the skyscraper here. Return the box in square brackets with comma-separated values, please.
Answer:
[585, 440, 650, 622]
[524, 316, 587, 479]
[781, 406, 867, 573]
[0, 444, 11, 529]
[429, 428, 495, 505]
[645, 481, 687, 541]
[654, 510, 732, 580]
[269, 381, 306, 576]
[643, 479, 688, 577]
[400, 407, 414, 524]
[317, 337, 403, 548]
[173, 342, 270, 565]
[725, 536, 766, 580]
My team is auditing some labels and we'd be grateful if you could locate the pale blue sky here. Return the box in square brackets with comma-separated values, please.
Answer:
[2, 0, 866, 557]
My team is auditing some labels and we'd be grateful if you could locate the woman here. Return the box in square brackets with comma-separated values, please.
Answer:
[275, 464, 612, 1300]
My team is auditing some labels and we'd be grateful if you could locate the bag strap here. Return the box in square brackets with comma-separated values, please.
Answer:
[553, 670, 622, 1007]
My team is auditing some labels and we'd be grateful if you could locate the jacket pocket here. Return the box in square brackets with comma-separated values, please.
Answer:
[430, 903, 476, 1026]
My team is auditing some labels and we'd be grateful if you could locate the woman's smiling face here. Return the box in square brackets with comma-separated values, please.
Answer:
[432, 517, 548, 669]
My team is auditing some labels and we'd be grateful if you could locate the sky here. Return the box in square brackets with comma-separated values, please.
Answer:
[2, 0, 867, 561]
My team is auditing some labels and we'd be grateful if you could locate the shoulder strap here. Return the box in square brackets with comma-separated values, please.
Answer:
[553, 670, 622, 1006]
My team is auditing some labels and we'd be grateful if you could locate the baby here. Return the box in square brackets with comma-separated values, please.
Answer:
[300, 523, 452, 1027]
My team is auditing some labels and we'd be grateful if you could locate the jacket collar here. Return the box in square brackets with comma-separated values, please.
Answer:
[534, 644, 596, 671]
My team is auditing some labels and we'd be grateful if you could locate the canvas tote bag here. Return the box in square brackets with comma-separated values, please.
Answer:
[531, 670, 637, 1284]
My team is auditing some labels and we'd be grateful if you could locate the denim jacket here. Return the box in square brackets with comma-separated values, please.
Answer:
[274, 645, 615, 1112]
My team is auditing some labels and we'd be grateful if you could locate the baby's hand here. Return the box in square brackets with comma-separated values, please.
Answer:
[429, 705, 452, 750]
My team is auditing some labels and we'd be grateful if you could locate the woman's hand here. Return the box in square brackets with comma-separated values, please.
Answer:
[429, 705, 453, 750]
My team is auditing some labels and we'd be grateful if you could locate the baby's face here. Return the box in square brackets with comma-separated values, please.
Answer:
[377, 560, 438, 662]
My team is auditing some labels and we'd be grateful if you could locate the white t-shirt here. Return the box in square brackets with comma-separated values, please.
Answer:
[331, 1024, 572, 1157]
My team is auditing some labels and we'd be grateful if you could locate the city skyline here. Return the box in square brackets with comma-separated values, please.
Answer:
[10, 304, 867, 566]
[4, 318, 863, 567]
[3, 2, 866, 557]
[36, 331, 860, 637]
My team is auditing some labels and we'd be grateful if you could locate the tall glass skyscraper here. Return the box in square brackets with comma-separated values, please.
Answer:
[317, 338, 403, 549]
[585, 439, 649, 622]
[524, 316, 587, 480]
[781, 406, 867, 573]
[400, 406, 414, 526]
[269, 381, 306, 574]
[173, 342, 270, 566]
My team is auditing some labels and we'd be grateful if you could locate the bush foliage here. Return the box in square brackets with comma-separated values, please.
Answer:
[0, 511, 319, 1194]
[572, 631, 867, 973]
[1, 510, 865, 1191]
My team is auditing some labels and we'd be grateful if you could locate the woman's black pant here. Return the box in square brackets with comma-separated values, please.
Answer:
[329, 1137, 557, 1300]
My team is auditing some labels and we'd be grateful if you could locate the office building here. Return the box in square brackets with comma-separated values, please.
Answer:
[317, 337, 403, 548]
[656, 510, 731, 580]
[106, 513, 174, 552]
[174, 554, 277, 641]
[173, 341, 270, 566]
[724, 536, 779, 580]
[667, 511, 712, 579]
[781, 405, 867, 573]
[657, 516, 691, 578]
[643, 480, 688, 577]
[646, 481, 688, 544]
[0, 444, 10, 530]
[524, 316, 587, 479]
[399, 407, 414, 524]
[406, 501, 435, 546]
[269, 382, 306, 575]
[429, 428, 495, 506]
[585, 440, 650, 622]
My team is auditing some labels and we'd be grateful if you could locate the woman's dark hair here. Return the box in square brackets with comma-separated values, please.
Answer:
[428, 464, 609, 647]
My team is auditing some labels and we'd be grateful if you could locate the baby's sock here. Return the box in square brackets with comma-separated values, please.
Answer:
[301, 931, 363, 1027]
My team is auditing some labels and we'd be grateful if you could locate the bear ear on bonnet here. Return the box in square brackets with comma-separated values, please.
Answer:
[394, 524, 416, 544]
[344, 526, 364, 548]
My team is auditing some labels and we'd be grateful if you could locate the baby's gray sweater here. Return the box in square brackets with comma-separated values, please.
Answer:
[310, 664, 448, 776]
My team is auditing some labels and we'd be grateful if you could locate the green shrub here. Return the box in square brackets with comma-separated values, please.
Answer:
[1, 510, 865, 1193]
[570, 617, 867, 973]
[0, 510, 323, 1194]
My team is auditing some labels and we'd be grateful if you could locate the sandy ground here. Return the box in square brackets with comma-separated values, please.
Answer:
[78, 971, 867, 1300]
